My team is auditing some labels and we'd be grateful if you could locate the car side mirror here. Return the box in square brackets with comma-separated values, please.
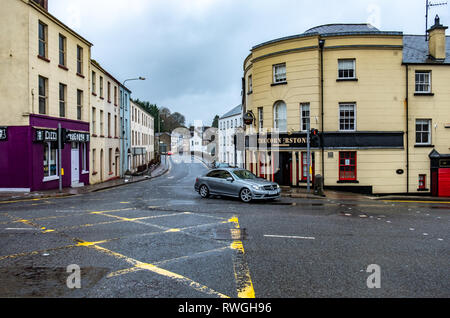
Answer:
[226, 177, 234, 182]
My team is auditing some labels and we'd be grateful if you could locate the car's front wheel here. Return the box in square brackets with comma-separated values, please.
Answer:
[239, 188, 253, 203]
[199, 185, 210, 198]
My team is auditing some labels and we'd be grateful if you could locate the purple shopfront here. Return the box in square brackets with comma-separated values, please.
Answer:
[0, 114, 90, 192]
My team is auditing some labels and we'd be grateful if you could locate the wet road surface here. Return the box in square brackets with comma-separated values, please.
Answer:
[0, 154, 448, 297]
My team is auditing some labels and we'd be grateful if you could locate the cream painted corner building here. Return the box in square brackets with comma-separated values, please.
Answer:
[242, 19, 450, 196]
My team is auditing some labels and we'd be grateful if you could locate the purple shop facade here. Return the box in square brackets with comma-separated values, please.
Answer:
[0, 114, 90, 192]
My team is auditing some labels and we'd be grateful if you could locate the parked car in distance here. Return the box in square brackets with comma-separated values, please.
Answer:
[167, 151, 173, 156]
[194, 168, 281, 203]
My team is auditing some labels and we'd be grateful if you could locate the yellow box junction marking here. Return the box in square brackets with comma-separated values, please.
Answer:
[228, 216, 256, 299]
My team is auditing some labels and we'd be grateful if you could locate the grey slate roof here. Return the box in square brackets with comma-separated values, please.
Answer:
[253, 23, 402, 49]
[403, 35, 450, 64]
[304, 23, 380, 34]
[220, 105, 242, 120]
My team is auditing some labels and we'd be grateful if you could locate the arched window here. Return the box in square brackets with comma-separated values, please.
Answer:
[274, 101, 287, 132]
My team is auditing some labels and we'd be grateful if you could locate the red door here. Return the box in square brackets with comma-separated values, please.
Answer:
[438, 168, 450, 197]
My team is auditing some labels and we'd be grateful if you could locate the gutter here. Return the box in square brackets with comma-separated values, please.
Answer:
[405, 64, 409, 193]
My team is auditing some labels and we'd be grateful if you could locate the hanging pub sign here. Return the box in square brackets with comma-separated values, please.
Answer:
[243, 111, 255, 126]
[0, 127, 7, 141]
[65, 131, 90, 143]
[35, 129, 58, 142]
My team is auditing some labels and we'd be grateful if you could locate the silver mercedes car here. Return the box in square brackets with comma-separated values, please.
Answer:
[194, 168, 281, 203]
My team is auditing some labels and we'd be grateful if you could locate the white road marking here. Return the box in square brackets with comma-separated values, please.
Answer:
[264, 234, 315, 240]
[4, 228, 36, 231]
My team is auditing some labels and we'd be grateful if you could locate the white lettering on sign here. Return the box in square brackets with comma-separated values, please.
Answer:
[0, 128, 6, 140]
[45, 131, 57, 141]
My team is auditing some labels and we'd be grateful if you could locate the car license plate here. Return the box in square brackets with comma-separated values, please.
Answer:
[268, 190, 277, 195]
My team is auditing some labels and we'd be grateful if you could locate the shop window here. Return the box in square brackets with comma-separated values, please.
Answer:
[82, 143, 88, 173]
[339, 151, 357, 181]
[301, 152, 310, 181]
[418, 174, 426, 190]
[43, 142, 58, 180]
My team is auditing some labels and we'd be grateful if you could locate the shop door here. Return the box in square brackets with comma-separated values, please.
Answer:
[438, 168, 450, 197]
[274, 152, 290, 186]
[71, 143, 80, 185]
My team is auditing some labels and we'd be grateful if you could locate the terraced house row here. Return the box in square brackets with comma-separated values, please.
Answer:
[0, 0, 154, 192]
[242, 18, 450, 196]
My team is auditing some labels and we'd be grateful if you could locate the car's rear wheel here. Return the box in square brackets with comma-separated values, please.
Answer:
[199, 185, 210, 198]
[239, 188, 252, 203]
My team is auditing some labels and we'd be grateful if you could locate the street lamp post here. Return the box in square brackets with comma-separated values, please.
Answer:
[120, 77, 146, 178]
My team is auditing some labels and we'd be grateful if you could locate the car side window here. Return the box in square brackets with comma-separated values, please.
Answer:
[219, 171, 232, 179]
[207, 170, 221, 178]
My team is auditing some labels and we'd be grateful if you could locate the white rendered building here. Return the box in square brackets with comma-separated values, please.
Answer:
[218, 105, 244, 167]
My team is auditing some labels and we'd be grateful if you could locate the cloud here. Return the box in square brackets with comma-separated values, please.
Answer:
[48, 0, 450, 125]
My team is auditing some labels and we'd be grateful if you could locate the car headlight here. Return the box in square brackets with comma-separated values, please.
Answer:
[276, 184, 280, 189]
[251, 185, 261, 190]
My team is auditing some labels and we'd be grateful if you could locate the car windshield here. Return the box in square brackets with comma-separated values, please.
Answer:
[232, 170, 257, 180]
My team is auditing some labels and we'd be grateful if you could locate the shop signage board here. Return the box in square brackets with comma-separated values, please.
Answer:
[0, 127, 7, 141]
[35, 129, 58, 142]
[35, 129, 90, 143]
[65, 131, 90, 143]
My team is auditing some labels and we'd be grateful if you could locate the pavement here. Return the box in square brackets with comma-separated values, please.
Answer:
[0, 160, 170, 203]
[3, 154, 448, 205]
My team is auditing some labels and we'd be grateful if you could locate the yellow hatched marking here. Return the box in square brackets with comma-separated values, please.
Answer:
[80, 243, 229, 298]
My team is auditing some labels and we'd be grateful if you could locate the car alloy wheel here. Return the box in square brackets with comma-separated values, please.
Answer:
[240, 188, 252, 203]
[199, 185, 209, 198]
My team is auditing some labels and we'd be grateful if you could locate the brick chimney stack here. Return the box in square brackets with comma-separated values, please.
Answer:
[428, 15, 448, 61]
[32, 0, 48, 11]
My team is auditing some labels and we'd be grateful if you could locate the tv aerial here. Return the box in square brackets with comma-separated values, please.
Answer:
[426, 0, 448, 41]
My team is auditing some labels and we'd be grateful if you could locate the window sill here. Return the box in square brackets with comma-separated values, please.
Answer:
[417, 188, 429, 192]
[337, 180, 359, 184]
[337, 78, 358, 82]
[58, 64, 68, 71]
[414, 92, 434, 96]
[247, 91, 253, 95]
[100, 97, 104, 100]
[37, 55, 50, 63]
[92, 134, 98, 137]
[43, 175, 59, 182]
[82, 170, 89, 175]
[414, 144, 434, 148]
[271, 82, 287, 87]
[92, 93, 97, 97]
[92, 172, 98, 176]
[76, 73, 85, 79]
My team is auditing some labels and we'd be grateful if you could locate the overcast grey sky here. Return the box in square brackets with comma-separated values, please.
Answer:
[49, 0, 449, 126]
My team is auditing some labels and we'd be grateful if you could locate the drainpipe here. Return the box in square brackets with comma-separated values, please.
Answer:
[405, 64, 410, 193]
[319, 38, 325, 182]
